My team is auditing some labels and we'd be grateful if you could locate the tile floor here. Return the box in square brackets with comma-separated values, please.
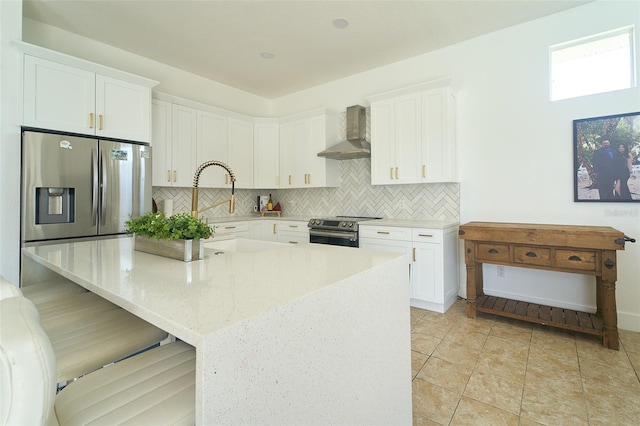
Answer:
[411, 299, 640, 425]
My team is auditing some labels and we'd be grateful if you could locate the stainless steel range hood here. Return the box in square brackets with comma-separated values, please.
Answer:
[318, 105, 370, 160]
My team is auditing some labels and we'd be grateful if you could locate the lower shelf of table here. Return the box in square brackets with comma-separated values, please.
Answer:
[474, 295, 604, 336]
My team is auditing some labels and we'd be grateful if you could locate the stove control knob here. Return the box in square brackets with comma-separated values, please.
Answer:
[348, 223, 354, 228]
[341, 222, 347, 227]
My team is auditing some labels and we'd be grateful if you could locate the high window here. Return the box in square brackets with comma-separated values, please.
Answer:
[550, 26, 635, 101]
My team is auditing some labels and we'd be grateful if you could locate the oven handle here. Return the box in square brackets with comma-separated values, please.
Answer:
[309, 229, 358, 240]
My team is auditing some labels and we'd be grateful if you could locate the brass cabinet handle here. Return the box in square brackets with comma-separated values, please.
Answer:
[224, 226, 236, 229]
[89, 113, 94, 129]
[99, 114, 103, 130]
[395, 167, 399, 180]
[413, 248, 416, 262]
[390, 168, 394, 179]
[422, 165, 426, 178]
[167, 170, 171, 182]
[289, 225, 298, 228]
[488, 248, 499, 254]
[307, 174, 311, 185]
[273, 224, 276, 234]
[289, 241, 298, 244]
[173, 170, 177, 182]
[377, 231, 390, 235]
[418, 233, 433, 238]
[289, 175, 292, 185]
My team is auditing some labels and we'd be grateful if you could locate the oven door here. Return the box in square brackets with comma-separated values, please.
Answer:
[309, 229, 358, 248]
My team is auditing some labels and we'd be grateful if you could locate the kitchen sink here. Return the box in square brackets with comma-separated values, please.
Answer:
[204, 238, 286, 253]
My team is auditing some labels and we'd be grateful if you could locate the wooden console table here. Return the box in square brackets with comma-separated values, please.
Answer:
[459, 222, 628, 350]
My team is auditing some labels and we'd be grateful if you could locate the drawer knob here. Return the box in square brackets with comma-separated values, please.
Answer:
[604, 258, 615, 269]
[488, 248, 499, 254]
[568, 255, 582, 261]
[525, 251, 537, 258]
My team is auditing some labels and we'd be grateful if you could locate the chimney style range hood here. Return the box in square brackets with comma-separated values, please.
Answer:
[317, 105, 370, 160]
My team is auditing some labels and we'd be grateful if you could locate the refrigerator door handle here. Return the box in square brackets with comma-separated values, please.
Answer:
[100, 149, 107, 226]
[91, 148, 99, 226]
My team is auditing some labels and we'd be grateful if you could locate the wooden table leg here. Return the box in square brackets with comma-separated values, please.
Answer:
[464, 241, 481, 318]
[598, 276, 620, 350]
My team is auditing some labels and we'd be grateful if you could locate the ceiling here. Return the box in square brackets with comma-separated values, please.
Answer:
[22, 0, 592, 99]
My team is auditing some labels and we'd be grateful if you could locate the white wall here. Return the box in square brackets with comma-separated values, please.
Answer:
[271, 0, 640, 331]
[16, 0, 640, 330]
[0, 0, 23, 284]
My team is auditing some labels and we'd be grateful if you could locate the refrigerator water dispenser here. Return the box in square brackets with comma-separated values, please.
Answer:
[35, 187, 75, 224]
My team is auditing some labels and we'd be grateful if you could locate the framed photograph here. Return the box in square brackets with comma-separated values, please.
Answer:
[574, 111, 640, 202]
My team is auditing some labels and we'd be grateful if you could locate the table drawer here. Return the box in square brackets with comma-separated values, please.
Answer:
[555, 249, 597, 271]
[513, 246, 551, 267]
[476, 243, 510, 262]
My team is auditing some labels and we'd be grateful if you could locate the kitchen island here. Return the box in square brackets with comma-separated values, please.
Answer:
[22, 237, 412, 425]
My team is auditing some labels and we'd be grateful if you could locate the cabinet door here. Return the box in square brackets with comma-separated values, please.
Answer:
[197, 110, 228, 188]
[370, 99, 395, 185]
[228, 118, 254, 189]
[393, 92, 422, 184]
[306, 114, 339, 187]
[279, 122, 295, 188]
[421, 88, 456, 182]
[95, 75, 151, 142]
[412, 242, 443, 304]
[254, 120, 280, 188]
[291, 120, 309, 187]
[23, 55, 95, 135]
[171, 104, 197, 187]
[151, 100, 172, 186]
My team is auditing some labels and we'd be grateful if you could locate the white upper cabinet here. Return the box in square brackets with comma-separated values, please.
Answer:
[254, 119, 280, 189]
[197, 109, 228, 188]
[23, 54, 155, 143]
[279, 109, 339, 189]
[152, 94, 255, 189]
[368, 79, 457, 185]
[227, 117, 254, 189]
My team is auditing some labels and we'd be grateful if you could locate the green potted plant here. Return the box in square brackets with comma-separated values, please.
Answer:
[125, 212, 214, 261]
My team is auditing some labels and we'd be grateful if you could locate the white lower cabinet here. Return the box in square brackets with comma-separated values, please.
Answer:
[262, 220, 308, 244]
[359, 224, 458, 313]
[211, 221, 250, 239]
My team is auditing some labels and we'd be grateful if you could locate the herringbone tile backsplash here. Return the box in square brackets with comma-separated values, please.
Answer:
[153, 109, 459, 221]
[153, 160, 459, 220]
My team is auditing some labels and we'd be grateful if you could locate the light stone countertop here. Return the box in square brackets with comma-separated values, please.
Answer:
[21, 237, 403, 346]
[21, 237, 411, 424]
[363, 219, 459, 229]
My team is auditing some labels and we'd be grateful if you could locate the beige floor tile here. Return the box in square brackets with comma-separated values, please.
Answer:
[528, 343, 579, 373]
[576, 337, 633, 369]
[579, 356, 640, 391]
[411, 350, 429, 379]
[489, 320, 533, 344]
[474, 353, 526, 384]
[411, 333, 441, 356]
[463, 370, 523, 415]
[481, 335, 529, 363]
[626, 350, 640, 374]
[450, 396, 519, 426]
[410, 305, 640, 426]
[412, 378, 460, 425]
[619, 329, 640, 353]
[444, 327, 488, 352]
[524, 361, 582, 397]
[431, 338, 481, 370]
[416, 356, 472, 395]
[520, 386, 588, 425]
[413, 321, 452, 339]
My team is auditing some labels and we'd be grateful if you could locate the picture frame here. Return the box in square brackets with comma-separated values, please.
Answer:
[573, 111, 640, 202]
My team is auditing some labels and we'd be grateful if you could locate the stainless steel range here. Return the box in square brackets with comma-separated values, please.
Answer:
[308, 216, 381, 247]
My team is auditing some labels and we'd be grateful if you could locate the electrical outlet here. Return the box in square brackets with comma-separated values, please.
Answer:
[497, 266, 505, 278]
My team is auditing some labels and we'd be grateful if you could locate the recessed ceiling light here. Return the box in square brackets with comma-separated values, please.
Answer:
[333, 18, 349, 29]
[260, 52, 275, 59]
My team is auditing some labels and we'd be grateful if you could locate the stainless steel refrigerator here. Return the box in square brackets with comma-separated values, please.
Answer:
[21, 130, 152, 244]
